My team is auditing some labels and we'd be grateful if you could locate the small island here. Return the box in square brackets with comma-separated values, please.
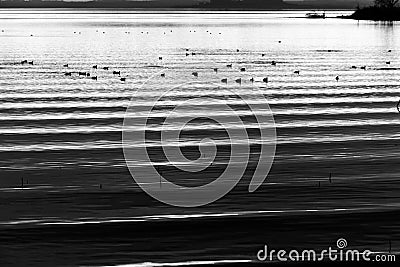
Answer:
[348, 0, 400, 21]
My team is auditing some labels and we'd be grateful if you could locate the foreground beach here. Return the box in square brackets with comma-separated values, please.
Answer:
[0, 208, 398, 266]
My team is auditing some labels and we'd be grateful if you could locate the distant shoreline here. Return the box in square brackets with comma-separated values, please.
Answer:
[0, 1, 356, 11]
[0, 7, 356, 10]
[342, 6, 400, 21]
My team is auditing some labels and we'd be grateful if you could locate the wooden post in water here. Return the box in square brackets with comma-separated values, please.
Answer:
[21, 177, 24, 189]
[156, 166, 162, 188]
[329, 173, 332, 183]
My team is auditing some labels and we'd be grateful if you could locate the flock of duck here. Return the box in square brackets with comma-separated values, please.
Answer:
[16, 46, 395, 85]
[63, 64, 126, 82]
[57, 30, 333, 84]
[20, 60, 126, 81]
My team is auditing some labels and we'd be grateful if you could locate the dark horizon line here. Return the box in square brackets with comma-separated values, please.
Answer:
[0, 0, 361, 10]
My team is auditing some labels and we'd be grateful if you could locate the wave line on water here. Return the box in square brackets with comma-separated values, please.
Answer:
[99, 259, 253, 267]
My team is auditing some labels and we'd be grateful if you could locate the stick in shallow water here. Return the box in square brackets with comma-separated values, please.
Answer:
[156, 166, 162, 188]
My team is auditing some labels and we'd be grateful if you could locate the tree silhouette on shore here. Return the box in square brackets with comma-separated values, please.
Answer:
[374, 0, 399, 8]
[349, 0, 400, 20]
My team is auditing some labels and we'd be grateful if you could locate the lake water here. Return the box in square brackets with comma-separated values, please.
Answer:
[0, 9, 400, 266]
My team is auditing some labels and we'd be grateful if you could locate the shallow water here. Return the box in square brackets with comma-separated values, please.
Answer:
[0, 9, 400, 265]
